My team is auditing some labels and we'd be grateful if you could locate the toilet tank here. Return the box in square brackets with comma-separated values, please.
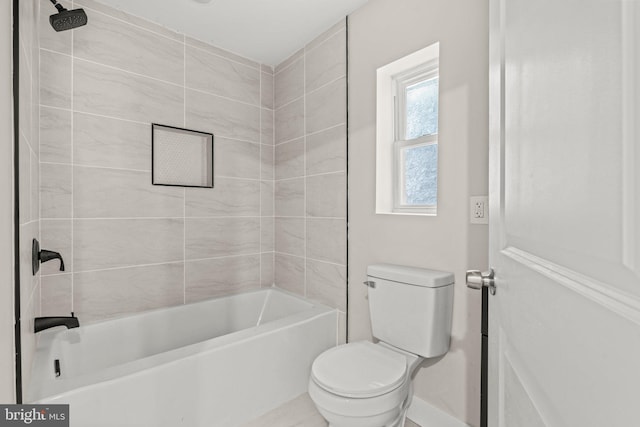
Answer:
[367, 264, 455, 358]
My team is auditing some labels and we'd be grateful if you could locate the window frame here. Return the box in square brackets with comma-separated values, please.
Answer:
[375, 42, 440, 216]
[392, 60, 440, 215]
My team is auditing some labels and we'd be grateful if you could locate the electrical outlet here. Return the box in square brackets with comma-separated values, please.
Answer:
[470, 196, 489, 224]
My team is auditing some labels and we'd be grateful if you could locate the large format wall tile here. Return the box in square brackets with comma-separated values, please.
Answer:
[40, 107, 71, 164]
[30, 153, 39, 223]
[186, 45, 260, 105]
[186, 89, 260, 142]
[274, 254, 304, 295]
[261, 180, 275, 216]
[214, 138, 260, 179]
[185, 255, 260, 303]
[186, 218, 260, 259]
[274, 58, 304, 109]
[275, 178, 305, 217]
[261, 253, 275, 287]
[40, 50, 71, 109]
[306, 259, 346, 311]
[73, 112, 151, 171]
[41, 274, 72, 316]
[261, 145, 275, 180]
[275, 218, 305, 255]
[275, 98, 304, 143]
[306, 79, 346, 135]
[74, 10, 184, 84]
[186, 178, 260, 217]
[19, 49, 33, 144]
[261, 109, 274, 145]
[306, 172, 346, 218]
[74, 59, 184, 125]
[261, 72, 274, 109]
[306, 218, 346, 265]
[275, 138, 305, 180]
[275, 49, 303, 74]
[74, 166, 184, 218]
[261, 217, 274, 252]
[73, 219, 184, 271]
[306, 124, 346, 175]
[305, 28, 347, 93]
[74, 263, 184, 323]
[19, 137, 30, 225]
[40, 163, 72, 219]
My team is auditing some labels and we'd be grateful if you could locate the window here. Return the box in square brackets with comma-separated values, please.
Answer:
[376, 43, 440, 215]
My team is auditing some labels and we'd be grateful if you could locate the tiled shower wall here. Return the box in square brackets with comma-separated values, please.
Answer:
[18, 0, 41, 389]
[38, 0, 276, 323]
[273, 20, 348, 341]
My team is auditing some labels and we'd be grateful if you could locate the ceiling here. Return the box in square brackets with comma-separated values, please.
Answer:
[94, 0, 370, 66]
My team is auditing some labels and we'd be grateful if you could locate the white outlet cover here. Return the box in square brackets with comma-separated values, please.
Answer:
[470, 196, 489, 225]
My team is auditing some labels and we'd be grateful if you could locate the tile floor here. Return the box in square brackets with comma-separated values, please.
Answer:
[241, 393, 421, 427]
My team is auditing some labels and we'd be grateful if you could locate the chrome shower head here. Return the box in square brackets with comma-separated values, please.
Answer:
[49, 0, 88, 32]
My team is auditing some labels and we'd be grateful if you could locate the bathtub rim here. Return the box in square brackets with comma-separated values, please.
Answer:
[27, 287, 337, 403]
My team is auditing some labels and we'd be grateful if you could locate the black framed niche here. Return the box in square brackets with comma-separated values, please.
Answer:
[152, 124, 214, 188]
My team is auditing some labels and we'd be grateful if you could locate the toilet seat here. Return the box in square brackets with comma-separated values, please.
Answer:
[311, 342, 408, 398]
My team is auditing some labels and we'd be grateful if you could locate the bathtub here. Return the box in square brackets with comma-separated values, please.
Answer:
[26, 288, 337, 427]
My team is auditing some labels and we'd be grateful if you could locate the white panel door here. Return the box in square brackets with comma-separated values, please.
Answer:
[488, 0, 640, 425]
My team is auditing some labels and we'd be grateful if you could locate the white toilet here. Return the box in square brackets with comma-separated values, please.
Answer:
[308, 264, 455, 427]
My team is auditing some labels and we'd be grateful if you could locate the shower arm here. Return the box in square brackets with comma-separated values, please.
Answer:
[49, 0, 67, 13]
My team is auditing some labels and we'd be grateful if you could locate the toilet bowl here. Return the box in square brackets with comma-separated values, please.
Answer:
[308, 264, 455, 427]
[309, 341, 421, 427]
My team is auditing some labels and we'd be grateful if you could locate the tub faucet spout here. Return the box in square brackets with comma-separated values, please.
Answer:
[34, 312, 79, 333]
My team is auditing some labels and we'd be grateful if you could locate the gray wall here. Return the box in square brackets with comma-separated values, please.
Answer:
[348, 0, 489, 424]
[38, 0, 275, 324]
[273, 20, 348, 341]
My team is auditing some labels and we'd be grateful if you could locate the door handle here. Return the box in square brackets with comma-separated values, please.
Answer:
[466, 268, 496, 295]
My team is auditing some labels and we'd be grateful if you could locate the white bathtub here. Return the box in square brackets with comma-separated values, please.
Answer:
[26, 288, 337, 427]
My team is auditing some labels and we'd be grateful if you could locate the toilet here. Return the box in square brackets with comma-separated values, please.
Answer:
[308, 264, 455, 427]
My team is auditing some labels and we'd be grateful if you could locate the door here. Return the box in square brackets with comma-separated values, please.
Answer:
[488, 0, 640, 426]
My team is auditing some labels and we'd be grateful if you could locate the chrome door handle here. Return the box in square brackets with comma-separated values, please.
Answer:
[466, 268, 496, 295]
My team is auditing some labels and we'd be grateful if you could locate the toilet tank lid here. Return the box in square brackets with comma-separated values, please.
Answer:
[367, 264, 454, 288]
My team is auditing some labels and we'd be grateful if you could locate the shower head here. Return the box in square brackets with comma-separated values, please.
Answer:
[49, 0, 87, 32]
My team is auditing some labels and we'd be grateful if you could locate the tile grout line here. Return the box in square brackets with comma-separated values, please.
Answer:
[273, 74, 346, 112]
[271, 71, 276, 287]
[46, 49, 263, 109]
[39, 102, 267, 146]
[183, 34, 187, 305]
[259, 62, 262, 289]
[43, 253, 269, 277]
[303, 45, 307, 298]
[275, 122, 346, 146]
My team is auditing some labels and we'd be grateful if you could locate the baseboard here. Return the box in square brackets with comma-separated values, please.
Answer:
[406, 396, 471, 427]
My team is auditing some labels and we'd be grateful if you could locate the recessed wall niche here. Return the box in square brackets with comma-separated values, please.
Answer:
[152, 124, 214, 188]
